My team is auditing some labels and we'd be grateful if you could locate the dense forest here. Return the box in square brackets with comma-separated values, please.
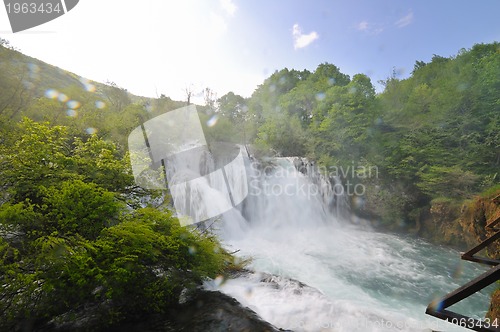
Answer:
[211, 42, 500, 231]
[0, 38, 499, 329]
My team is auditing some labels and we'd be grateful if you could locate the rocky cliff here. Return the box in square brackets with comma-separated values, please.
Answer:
[418, 189, 500, 320]
[418, 191, 500, 252]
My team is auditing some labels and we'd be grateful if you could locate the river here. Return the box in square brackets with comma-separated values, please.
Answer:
[206, 157, 494, 332]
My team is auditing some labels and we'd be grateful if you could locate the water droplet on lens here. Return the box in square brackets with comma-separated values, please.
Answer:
[79, 78, 96, 92]
[28, 63, 40, 73]
[67, 100, 81, 109]
[95, 101, 106, 109]
[66, 109, 77, 117]
[58, 93, 69, 102]
[45, 89, 59, 99]
[214, 275, 225, 287]
[315, 92, 326, 101]
[207, 115, 219, 127]
[457, 82, 469, 91]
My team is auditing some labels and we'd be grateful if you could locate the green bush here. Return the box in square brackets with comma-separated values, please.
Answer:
[0, 120, 236, 330]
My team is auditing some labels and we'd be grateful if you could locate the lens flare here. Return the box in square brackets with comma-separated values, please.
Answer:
[66, 109, 78, 117]
[86, 127, 97, 134]
[315, 92, 326, 101]
[45, 89, 59, 99]
[28, 63, 40, 80]
[457, 82, 469, 92]
[429, 297, 444, 312]
[207, 114, 219, 127]
[95, 101, 106, 109]
[352, 196, 365, 209]
[23, 80, 34, 90]
[67, 100, 81, 109]
[451, 261, 463, 279]
[28, 63, 40, 73]
[214, 275, 225, 287]
[58, 93, 69, 102]
[79, 78, 96, 92]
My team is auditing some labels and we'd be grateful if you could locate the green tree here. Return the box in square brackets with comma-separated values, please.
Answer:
[0, 118, 74, 202]
[217, 91, 246, 123]
[0, 119, 237, 330]
[310, 74, 377, 164]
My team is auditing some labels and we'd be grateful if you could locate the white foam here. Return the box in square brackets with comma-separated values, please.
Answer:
[211, 158, 491, 332]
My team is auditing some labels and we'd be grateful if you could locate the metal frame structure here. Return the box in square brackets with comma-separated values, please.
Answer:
[426, 204, 500, 332]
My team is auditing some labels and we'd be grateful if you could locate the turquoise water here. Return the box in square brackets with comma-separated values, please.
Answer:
[217, 224, 494, 331]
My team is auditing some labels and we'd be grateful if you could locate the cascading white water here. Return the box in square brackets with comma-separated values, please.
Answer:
[171, 150, 494, 332]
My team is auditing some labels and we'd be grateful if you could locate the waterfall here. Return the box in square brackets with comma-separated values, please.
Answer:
[161, 142, 350, 232]
[237, 156, 348, 230]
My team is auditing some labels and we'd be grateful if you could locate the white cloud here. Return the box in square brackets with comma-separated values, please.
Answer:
[220, 0, 237, 16]
[357, 21, 369, 31]
[395, 11, 414, 28]
[356, 21, 384, 35]
[292, 24, 319, 50]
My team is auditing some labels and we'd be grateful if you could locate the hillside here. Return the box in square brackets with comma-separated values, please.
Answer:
[0, 40, 185, 150]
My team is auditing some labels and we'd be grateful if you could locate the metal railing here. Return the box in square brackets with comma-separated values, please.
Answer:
[426, 197, 500, 331]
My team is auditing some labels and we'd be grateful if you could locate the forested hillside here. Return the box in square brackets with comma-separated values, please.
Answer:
[0, 38, 185, 151]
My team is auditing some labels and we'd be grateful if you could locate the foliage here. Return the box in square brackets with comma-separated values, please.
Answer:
[92, 207, 228, 320]
[242, 42, 499, 228]
[0, 120, 235, 330]
[0, 118, 74, 202]
[72, 135, 134, 193]
[0, 118, 134, 203]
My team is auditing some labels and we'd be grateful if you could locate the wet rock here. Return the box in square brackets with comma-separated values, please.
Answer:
[170, 289, 289, 332]
[35, 289, 289, 332]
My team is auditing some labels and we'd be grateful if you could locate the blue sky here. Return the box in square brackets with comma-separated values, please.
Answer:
[0, 0, 499, 102]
